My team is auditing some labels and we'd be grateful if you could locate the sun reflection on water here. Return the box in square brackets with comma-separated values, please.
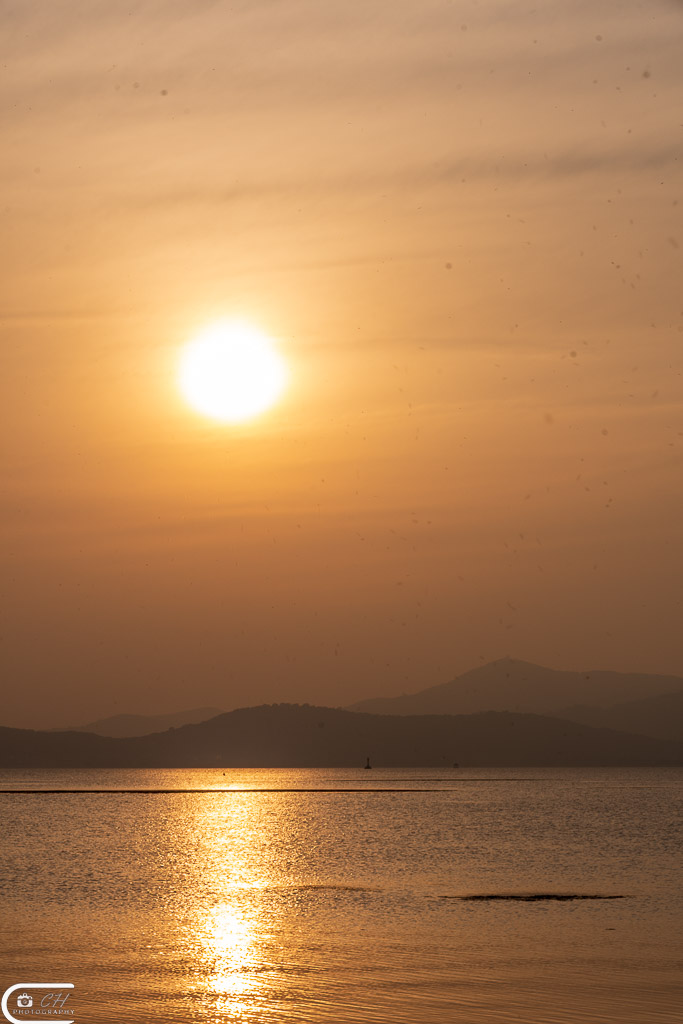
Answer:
[186, 794, 283, 1021]
[202, 904, 259, 1000]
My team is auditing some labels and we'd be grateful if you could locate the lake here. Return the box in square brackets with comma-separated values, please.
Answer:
[0, 767, 681, 1023]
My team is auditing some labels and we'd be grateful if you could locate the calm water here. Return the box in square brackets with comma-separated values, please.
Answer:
[0, 768, 681, 1023]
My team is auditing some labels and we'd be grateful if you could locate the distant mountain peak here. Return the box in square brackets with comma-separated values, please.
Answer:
[60, 707, 225, 738]
[347, 661, 682, 719]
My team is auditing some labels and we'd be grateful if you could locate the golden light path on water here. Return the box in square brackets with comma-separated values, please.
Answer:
[188, 797, 264, 1020]
[203, 905, 259, 1006]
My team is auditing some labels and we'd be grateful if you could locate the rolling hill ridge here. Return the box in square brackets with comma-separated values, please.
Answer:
[1, 703, 681, 768]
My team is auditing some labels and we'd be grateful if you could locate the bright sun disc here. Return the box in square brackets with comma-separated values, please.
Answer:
[179, 321, 287, 423]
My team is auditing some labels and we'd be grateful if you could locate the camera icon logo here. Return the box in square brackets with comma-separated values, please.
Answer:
[16, 996, 32, 1009]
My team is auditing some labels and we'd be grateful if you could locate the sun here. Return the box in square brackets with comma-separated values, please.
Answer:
[179, 320, 287, 423]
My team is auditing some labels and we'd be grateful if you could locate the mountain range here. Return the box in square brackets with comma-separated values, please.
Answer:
[4, 659, 681, 767]
[1, 702, 681, 768]
[59, 659, 683, 741]
[347, 657, 683, 740]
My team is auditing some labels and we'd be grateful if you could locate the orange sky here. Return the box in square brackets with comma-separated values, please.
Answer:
[2, 1, 682, 727]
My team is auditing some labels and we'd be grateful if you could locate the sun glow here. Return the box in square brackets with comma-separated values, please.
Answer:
[179, 320, 287, 423]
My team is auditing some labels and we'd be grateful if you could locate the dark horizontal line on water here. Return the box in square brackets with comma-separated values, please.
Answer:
[0, 786, 532, 794]
[337, 777, 543, 782]
[441, 893, 627, 902]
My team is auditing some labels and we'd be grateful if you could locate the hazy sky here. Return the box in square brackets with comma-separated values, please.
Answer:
[2, 0, 682, 727]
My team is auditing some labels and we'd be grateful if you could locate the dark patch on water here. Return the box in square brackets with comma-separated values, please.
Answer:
[442, 893, 626, 902]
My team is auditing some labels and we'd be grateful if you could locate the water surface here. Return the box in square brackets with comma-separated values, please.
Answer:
[0, 767, 681, 1022]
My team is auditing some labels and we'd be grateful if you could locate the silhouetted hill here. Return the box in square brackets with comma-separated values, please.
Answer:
[59, 707, 225, 738]
[0, 704, 681, 768]
[347, 658, 682, 716]
[555, 689, 683, 742]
